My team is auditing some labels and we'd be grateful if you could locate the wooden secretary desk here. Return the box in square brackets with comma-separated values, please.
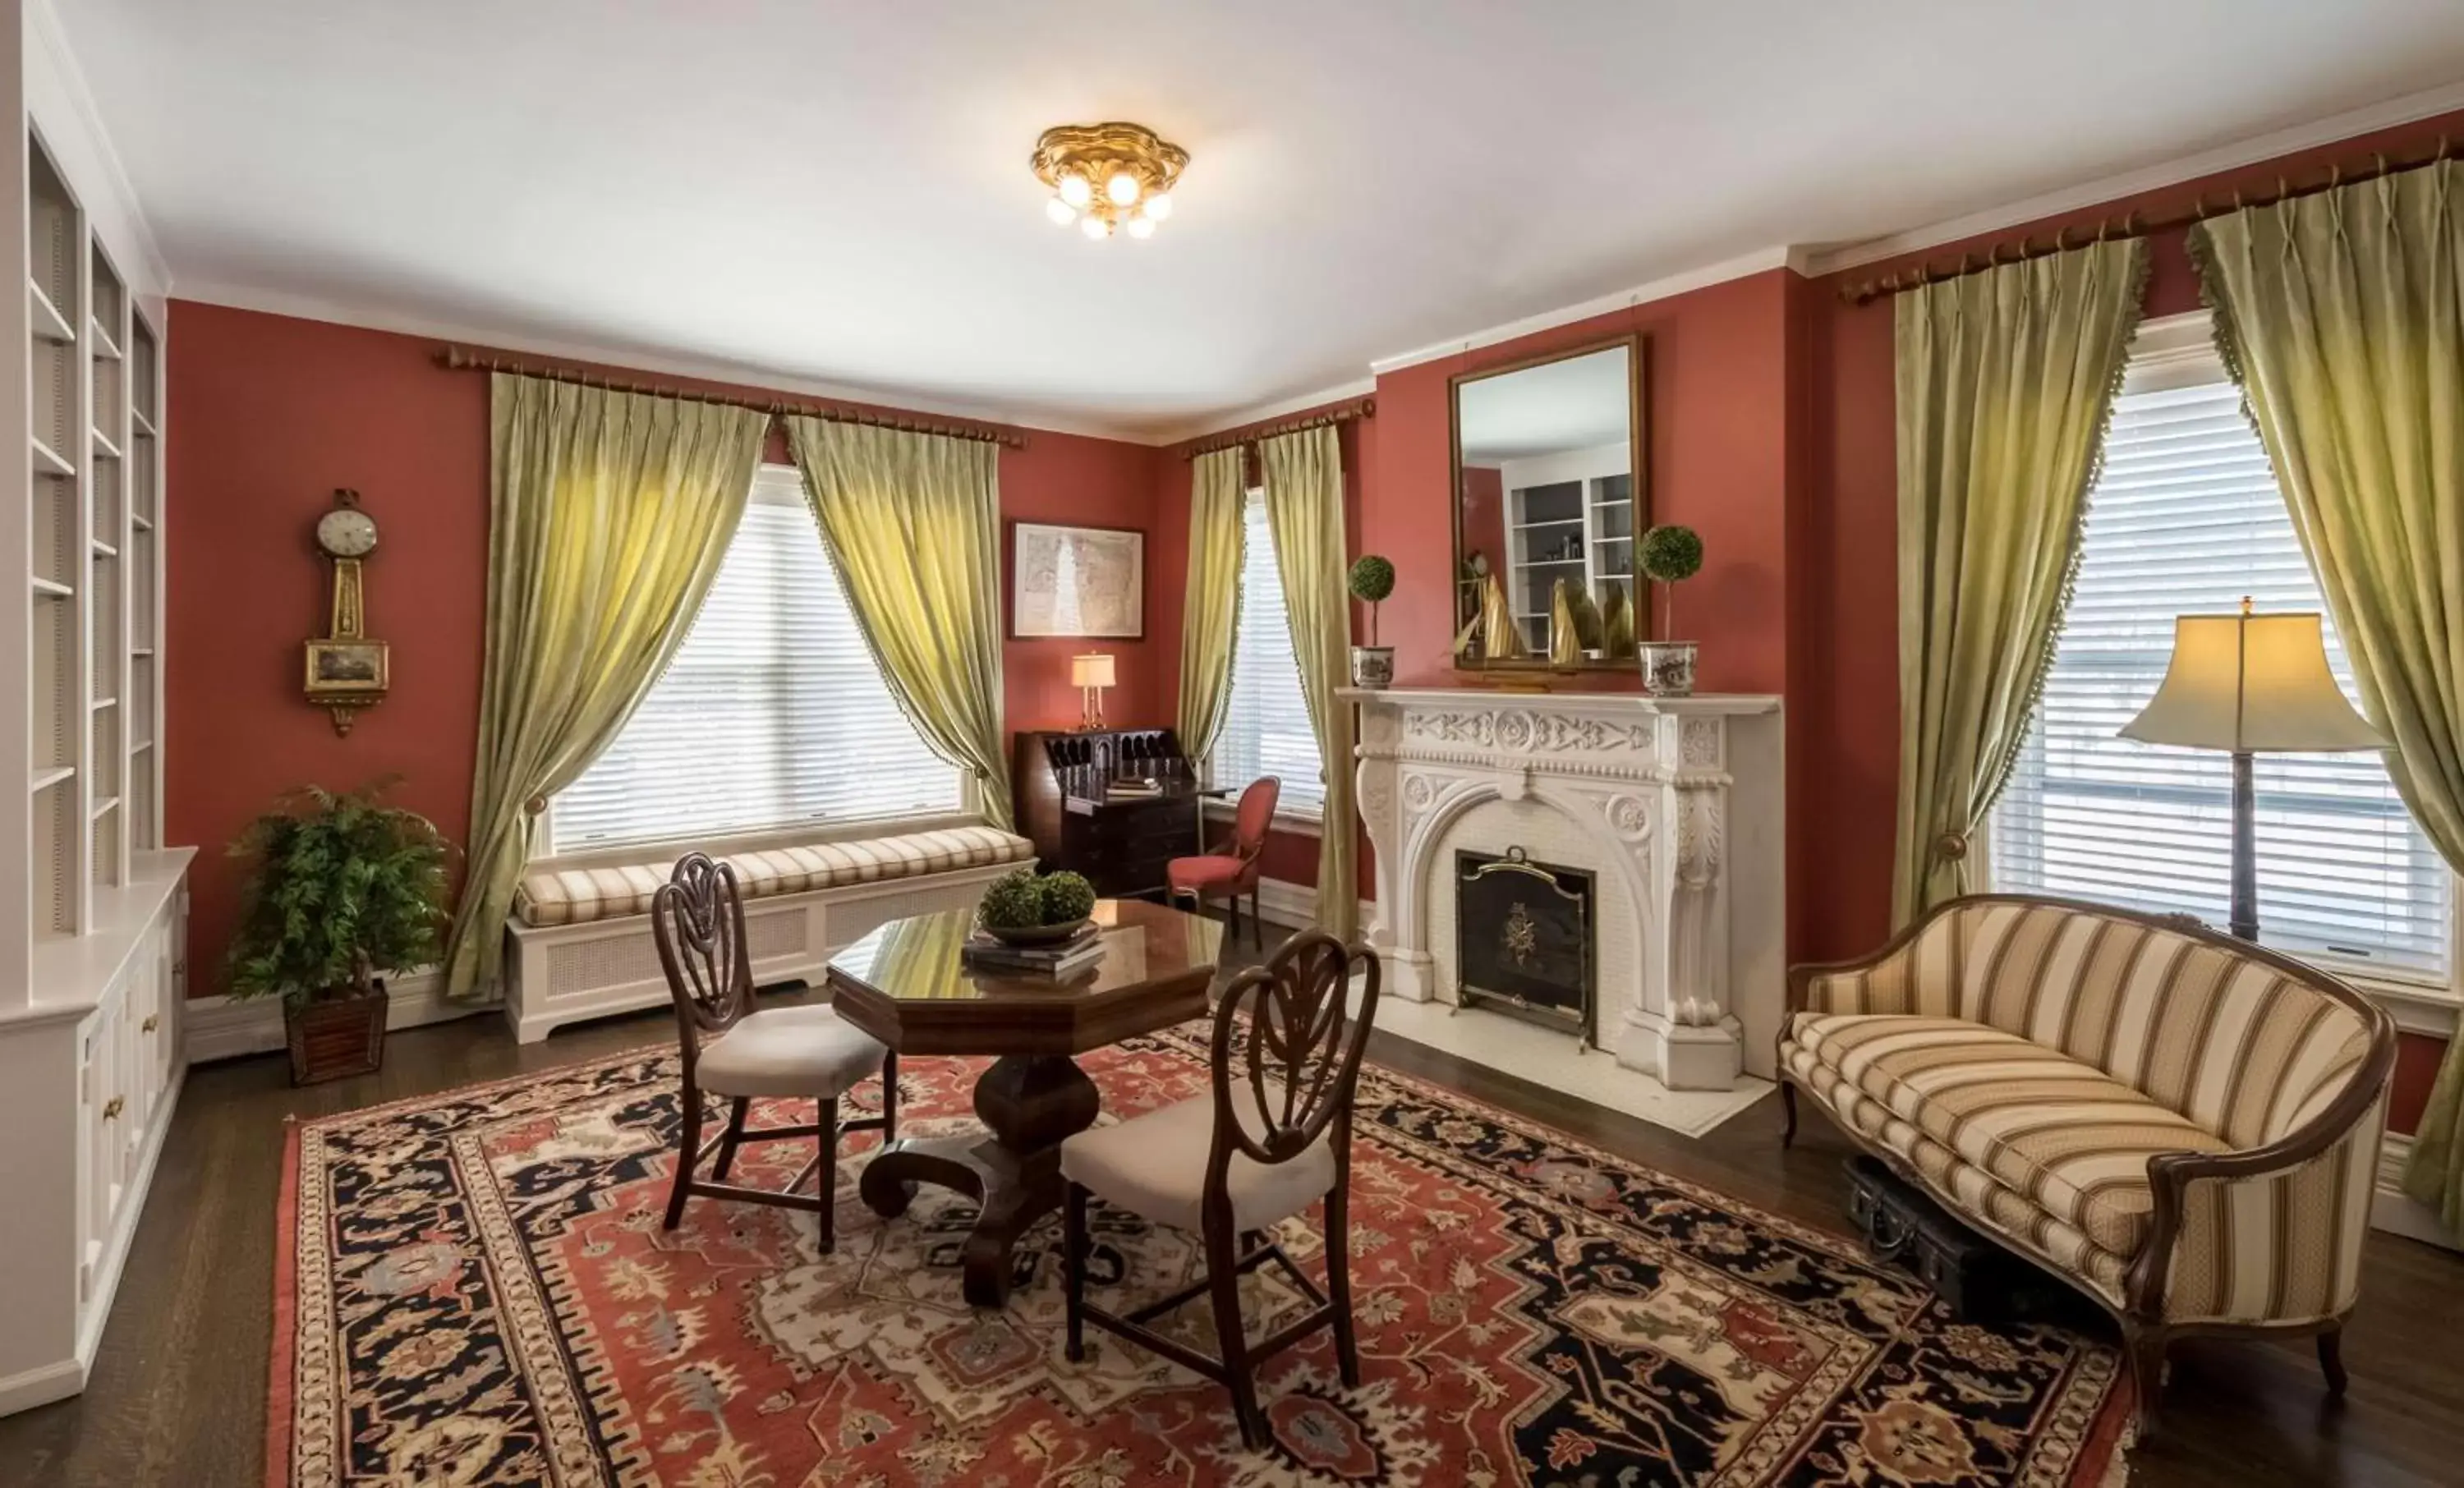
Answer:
[1011, 728, 1218, 898]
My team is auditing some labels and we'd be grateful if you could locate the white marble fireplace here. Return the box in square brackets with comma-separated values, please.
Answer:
[1341, 688, 1785, 1110]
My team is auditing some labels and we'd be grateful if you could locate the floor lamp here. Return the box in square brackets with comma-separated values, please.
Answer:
[2119, 599, 2385, 942]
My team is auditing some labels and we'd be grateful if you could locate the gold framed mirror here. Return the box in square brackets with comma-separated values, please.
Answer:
[1450, 334, 1648, 671]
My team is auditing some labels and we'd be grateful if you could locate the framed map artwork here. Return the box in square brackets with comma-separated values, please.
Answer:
[1009, 521, 1145, 638]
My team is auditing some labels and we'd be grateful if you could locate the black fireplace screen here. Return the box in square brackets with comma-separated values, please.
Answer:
[1454, 847, 1594, 1040]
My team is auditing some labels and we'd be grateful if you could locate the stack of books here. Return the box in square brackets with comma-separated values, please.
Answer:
[962, 923, 1106, 979]
[1105, 776, 1165, 801]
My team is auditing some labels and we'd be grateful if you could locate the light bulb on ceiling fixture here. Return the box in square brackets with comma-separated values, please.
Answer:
[1079, 213, 1110, 240]
[1058, 172, 1092, 209]
[1141, 192, 1173, 221]
[1045, 196, 1077, 226]
[1126, 215, 1156, 239]
[1106, 172, 1141, 206]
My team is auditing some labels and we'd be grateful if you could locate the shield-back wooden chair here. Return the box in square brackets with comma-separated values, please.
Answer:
[1060, 930, 1380, 1449]
[654, 852, 896, 1251]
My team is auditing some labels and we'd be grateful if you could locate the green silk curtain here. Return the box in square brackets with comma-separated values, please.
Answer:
[2189, 163, 2464, 1227]
[1176, 447, 1246, 762]
[1259, 425, 1358, 939]
[442, 374, 768, 1002]
[787, 416, 1014, 829]
[1893, 237, 2147, 925]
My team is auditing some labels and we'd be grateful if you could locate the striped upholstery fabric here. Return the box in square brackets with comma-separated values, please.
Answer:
[513, 825, 1032, 928]
[2159, 1096, 2384, 1325]
[1786, 1041, 2131, 1305]
[1802, 899, 2372, 1148]
[1790, 896, 2388, 1330]
[1791, 1013, 2230, 1256]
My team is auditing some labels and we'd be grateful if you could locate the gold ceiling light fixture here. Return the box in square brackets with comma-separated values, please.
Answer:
[1033, 121, 1188, 241]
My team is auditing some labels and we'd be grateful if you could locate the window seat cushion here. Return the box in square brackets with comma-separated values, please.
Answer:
[513, 824, 1032, 929]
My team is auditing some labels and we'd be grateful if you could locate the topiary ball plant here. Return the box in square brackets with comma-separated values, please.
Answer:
[977, 867, 1046, 930]
[1637, 524, 1704, 637]
[1038, 870, 1097, 925]
[1347, 554, 1396, 646]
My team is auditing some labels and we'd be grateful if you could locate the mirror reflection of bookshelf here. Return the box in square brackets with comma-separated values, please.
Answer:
[1506, 466, 1635, 654]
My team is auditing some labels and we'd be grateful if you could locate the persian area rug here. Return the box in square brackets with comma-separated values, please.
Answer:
[271, 1031, 2133, 1486]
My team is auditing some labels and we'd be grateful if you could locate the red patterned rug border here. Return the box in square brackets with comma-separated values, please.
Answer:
[266, 1116, 303, 1488]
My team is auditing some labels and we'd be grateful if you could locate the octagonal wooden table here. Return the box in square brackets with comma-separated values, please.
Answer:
[824, 898, 1225, 1307]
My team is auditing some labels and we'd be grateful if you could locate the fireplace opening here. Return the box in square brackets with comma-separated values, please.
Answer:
[1453, 847, 1595, 1046]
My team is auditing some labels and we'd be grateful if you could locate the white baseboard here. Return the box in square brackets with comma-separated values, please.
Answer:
[0, 1357, 87, 1417]
[2374, 1132, 2462, 1250]
[1252, 877, 1377, 935]
[183, 967, 482, 1065]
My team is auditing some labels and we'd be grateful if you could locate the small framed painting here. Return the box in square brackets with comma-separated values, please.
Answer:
[304, 638, 390, 696]
[1010, 521, 1145, 639]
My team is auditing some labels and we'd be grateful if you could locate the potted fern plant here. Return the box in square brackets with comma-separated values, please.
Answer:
[1347, 553, 1397, 688]
[226, 782, 453, 1085]
[1638, 524, 1703, 696]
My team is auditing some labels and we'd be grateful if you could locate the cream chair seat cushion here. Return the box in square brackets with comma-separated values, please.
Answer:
[1061, 1082, 1337, 1233]
[695, 1005, 885, 1100]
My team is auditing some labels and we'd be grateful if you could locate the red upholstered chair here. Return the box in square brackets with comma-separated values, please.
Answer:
[1170, 776, 1280, 946]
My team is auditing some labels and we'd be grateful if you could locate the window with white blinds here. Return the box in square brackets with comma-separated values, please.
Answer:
[550, 467, 964, 852]
[1993, 321, 2453, 980]
[1214, 490, 1326, 816]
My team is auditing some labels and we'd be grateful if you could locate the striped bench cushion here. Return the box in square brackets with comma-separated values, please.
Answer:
[1789, 1011, 2232, 1258]
[513, 825, 1033, 929]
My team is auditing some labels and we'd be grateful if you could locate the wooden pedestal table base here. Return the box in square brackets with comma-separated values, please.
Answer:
[860, 1053, 1102, 1307]
[823, 898, 1225, 1311]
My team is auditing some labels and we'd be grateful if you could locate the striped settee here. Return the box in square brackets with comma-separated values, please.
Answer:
[503, 825, 1033, 1043]
[1780, 893, 2393, 1432]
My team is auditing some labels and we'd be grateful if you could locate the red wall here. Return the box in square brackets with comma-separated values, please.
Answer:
[167, 301, 1164, 996]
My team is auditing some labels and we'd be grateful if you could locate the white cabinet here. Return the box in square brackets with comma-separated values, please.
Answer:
[1500, 446, 1637, 654]
[0, 0, 182, 1417]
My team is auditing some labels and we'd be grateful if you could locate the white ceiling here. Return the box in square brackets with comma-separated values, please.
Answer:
[58, 2, 2464, 441]
[1460, 347, 1631, 465]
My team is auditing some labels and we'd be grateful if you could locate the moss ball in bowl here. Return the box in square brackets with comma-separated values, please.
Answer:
[977, 867, 1098, 945]
[1038, 870, 1096, 925]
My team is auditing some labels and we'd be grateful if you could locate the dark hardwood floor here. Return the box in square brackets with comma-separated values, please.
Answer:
[5, 952, 2462, 1486]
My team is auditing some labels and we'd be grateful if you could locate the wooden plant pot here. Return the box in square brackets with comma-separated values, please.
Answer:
[284, 981, 388, 1086]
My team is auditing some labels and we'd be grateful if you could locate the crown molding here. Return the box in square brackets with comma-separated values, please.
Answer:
[168, 279, 1163, 445]
[1365, 246, 1802, 379]
[25, 0, 170, 304]
[1151, 376, 1379, 447]
[1805, 79, 2464, 278]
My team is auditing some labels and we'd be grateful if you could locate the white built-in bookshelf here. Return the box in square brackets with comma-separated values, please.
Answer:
[2, 102, 187, 1417]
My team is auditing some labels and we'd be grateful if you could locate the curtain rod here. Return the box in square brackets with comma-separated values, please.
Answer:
[1179, 397, 1376, 460]
[1839, 135, 2455, 306]
[434, 347, 1028, 448]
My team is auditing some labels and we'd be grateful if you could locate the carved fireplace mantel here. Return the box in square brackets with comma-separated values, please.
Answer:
[1340, 688, 1785, 1091]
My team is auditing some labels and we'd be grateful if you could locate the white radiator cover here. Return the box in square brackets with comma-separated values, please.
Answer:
[1342, 688, 1785, 1091]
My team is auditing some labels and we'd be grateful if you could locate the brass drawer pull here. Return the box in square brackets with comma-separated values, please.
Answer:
[103, 1095, 125, 1120]
[140, 1014, 159, 1033]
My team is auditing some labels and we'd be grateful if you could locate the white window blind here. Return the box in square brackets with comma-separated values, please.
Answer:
[552, 467, 963, 852]
[1993, 330, 2452, 980]
[1215, 490, 1326, 815]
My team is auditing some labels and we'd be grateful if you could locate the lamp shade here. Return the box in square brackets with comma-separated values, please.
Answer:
[2119, 609, 2385, 752]
[1069, 653, 1115, 690]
